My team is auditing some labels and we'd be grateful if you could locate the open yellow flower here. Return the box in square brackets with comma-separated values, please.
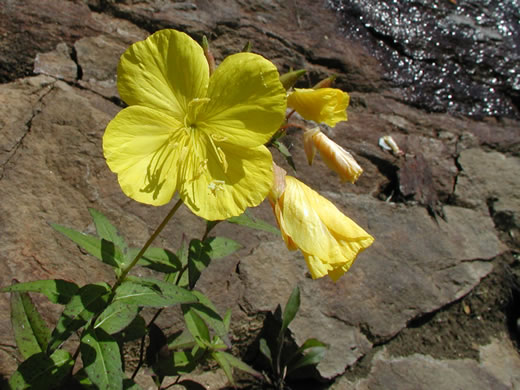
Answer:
[269, 166, 374, 282]
[287, 88, 349, 127]
[103, 29, 287, 220]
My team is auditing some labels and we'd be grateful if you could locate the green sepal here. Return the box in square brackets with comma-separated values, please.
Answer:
[8, 350, 74, 390]
[279, 69, 306, 90]
[273, 140, 296, 171]
[1, 279, 78, 304]
[10, 290, 51, 359]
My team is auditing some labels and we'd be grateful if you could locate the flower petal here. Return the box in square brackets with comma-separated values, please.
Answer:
[279, 177, 339, 260]
[103, 105, 184, 205]
[178, 137, 274, 220]
[117, 29, 209, 119]
[287, 88, 349, 127]
[199, 52, 286, 147]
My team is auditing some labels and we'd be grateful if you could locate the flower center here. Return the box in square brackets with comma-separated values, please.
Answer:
[184, 97, 210, 131]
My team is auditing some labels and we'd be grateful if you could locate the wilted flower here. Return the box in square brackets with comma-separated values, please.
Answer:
[287, 88, 349, 127]
[103, 29, 286, 220]
[269, 165, 374, 282]
[304, 128, 363, 183]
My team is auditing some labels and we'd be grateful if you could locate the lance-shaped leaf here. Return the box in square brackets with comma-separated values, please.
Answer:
[286, 338, 327, 375]
[89, 208, 129, 260]
[1, 279, 78, 304]
[213, 350, 260, 383]
[127, 246, 182, 274]
[8, 350, 74, 390]
[281, 286, 300, 333]
[48, 283, 110, 353]
[10, 291, 51, 359]
[51, 223, 125, 268]
[181, 291, 230, 347]
[81, 327, 124, 390]
[113, 278, 197, 308]
[94, 301, 139, 335]
[259, 338, 273, 368]
[188, 237, 241, 289]
[183, 309, 210, 348]
[227, 210, 279, 234]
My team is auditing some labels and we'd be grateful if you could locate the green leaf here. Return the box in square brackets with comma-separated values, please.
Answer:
[281, 286, 300, 333]
[89, 208, 128, 259]
[212, 350, 234, 384]
[10, 291, 51, 359]
[51, 223, 125, 268]
[123, 378, 144, 390]
[128, 246, 182, 274]
[48, 283, 110, 353]
[259, 338, 273, 366]
[8, 350, 74, 390]
[95, 301, 139, 335]
[227, 210, 279, 234]
[181, 291, 230, 347]
[273, 140, 296, 171]
[81, 327, 124, 390]
[203, 237, 241, 259]
[167, 329, 196, 351]
[187, 237, 240, 289]
[223, 309, 232, 332]
[114, 314, 146, 342]
[183, 309, 211, 348]
[113, 278, 197, 308]
[1, 279, 78, 304]
[286, 339, 327, 374]
[215, 351, 260, 377]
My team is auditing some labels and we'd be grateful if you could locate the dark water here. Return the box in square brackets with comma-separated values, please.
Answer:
[328, 0, 520, 118]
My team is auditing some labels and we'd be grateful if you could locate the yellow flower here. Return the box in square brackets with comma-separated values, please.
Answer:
[269, 167, 374, 282]
[103, 29, 286, 220]
[304, 127, 363, 183]
[287, 88, 349, 127]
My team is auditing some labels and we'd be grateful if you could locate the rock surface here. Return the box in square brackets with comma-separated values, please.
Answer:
[0, 0, 519, 389]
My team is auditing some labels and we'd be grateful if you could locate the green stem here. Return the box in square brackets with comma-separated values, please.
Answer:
[112, 198, 184, 292]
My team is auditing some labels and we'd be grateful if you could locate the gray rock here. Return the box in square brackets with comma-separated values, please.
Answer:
[238, 195, 503, 378]
[333, 336, 520, 390]
[455, 148, 520, 243]
[33, 43, 78, 82]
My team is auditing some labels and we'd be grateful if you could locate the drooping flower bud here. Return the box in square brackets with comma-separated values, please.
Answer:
[312, 130, 363, 183]
[269, 162, 287, 202]
[303, 127, 320, 165]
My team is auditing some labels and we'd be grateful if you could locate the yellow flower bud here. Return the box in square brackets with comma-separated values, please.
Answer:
[269, 175, 374, 282]
[306, 128, 363, 183]
[287, 88, 349, 127]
